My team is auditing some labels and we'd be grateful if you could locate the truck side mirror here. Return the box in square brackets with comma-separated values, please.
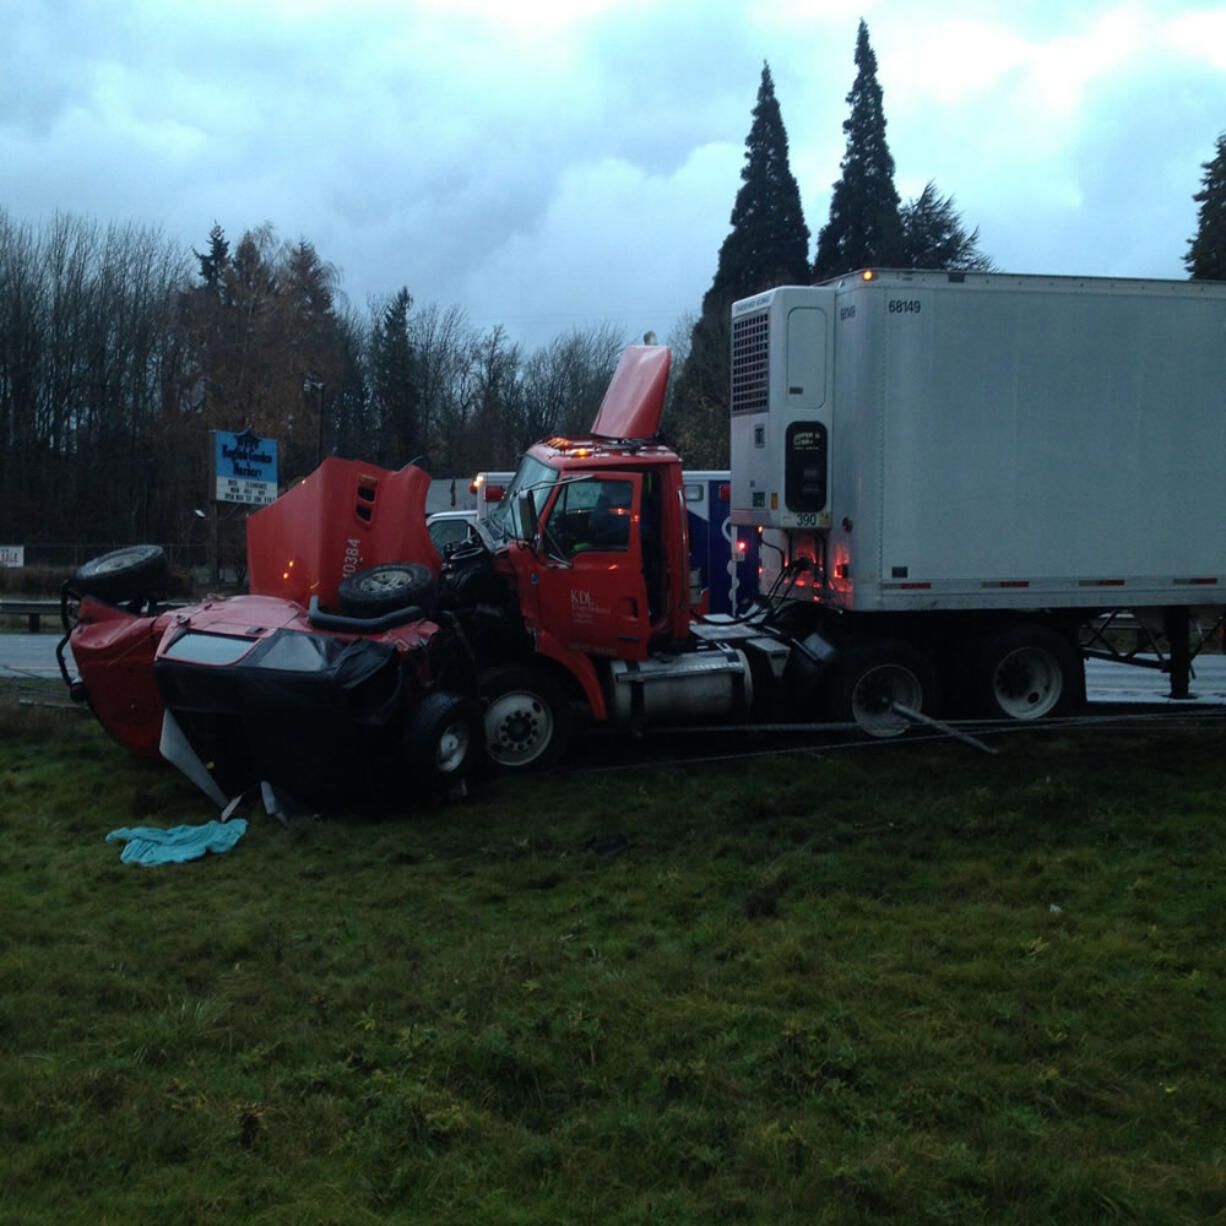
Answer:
[517, 491, 538, 543]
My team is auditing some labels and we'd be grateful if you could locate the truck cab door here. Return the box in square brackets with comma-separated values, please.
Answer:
[533, 472, 650, 661]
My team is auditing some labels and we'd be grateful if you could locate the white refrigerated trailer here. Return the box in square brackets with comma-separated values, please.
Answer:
[730, 270, 1226, 718]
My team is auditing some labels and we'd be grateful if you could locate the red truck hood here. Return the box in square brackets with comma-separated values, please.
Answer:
[247, 458, 440, 607]
[590, 345, 671, 440]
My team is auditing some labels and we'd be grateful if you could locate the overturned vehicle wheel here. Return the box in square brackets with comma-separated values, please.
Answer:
[407, 691, 481, 791]
[338, 562, 437, 618]
[71, 545, 168, 605]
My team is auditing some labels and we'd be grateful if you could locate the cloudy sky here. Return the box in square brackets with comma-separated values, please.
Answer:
[4, 0, 1224, 350]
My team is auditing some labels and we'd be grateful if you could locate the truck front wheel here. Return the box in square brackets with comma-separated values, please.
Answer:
[974, 624, 1082, 720]
[479, 666, 570, 771]
[824, 640, 940, 738]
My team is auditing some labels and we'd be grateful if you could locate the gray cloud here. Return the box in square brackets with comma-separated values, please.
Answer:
[2, 0, 1222, 350]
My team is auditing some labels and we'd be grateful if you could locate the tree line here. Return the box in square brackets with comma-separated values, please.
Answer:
[0, 212, 625, 550]
[2, 20, 1223, 550]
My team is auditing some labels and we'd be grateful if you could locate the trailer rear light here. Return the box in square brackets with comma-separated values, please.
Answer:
[737, 539, 747, 553]
[720, 483, 730, 500]
[1079, 578, 1125, 587]
[483, 484, 504, 503]
[981, 580, 1030, 588]
[1174, 577, 1218, 585]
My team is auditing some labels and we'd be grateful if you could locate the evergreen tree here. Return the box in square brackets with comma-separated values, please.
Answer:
[284, 240, 336, 320]
[1186, 132, 1226, 280]
[672, 62, 809, 466]
[194, 222, 229, 295]
[813, 20, 905, 280]
[707, 62, 811, 304]
[901, 182, 993, 270]
[369, 287, 419, 466]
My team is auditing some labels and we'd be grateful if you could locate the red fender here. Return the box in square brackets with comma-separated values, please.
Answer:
[531, 627, 608, 723]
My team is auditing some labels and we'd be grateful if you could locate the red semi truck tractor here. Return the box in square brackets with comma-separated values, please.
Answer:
[64, 270, 1226, 806]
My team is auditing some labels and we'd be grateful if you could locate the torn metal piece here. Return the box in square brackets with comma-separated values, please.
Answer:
[260, 780, 318, 826]
[160, 709, 229, 806]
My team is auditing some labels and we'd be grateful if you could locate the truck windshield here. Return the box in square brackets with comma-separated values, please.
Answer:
[488, 455, 559, 542]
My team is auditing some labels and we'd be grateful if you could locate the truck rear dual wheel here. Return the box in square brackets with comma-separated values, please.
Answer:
[824, 640, 940, 738]
[479, 665, 570, 771]
[974, 624, 1082, 720]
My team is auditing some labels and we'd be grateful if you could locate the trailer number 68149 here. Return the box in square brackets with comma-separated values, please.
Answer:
[888, 299, 922, 315]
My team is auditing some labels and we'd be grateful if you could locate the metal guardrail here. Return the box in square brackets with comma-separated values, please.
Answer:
[0, 600, 61, 632]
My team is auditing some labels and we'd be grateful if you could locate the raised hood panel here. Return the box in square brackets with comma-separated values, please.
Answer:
[247, 458, 440, 607]
[590, 345, 671, 440]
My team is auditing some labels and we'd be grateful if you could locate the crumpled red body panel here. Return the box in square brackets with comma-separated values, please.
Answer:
[69, 598, 173, 760]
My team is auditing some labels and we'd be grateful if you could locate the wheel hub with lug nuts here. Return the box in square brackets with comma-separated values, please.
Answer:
[486, 692, 551, 765]
[994, 647, 1061, 718]
[363, 570, 409, 593]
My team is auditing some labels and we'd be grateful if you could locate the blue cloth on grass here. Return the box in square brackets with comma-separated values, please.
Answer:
[105, 819, 248, 866]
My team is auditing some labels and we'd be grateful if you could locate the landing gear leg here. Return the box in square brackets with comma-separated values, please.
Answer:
[1163, 607, 1192, 700]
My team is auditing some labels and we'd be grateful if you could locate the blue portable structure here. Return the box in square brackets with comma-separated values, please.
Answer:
[681, 470, 759, 616]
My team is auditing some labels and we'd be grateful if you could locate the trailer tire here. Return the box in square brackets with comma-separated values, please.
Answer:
[406, 692, 480, 790]
[338, 562, 436, 617]
[71, 545, 168, 604]
[824, 639, 940, 738]
[479, 665, 570, 771]
[974, 623, 1082, 721]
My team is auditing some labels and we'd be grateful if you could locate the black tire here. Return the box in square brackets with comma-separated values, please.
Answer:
[71, 545, 168, 604]
[406, 691, 480, 790]
[973, 623, 1083, 721]
[479, 665, 571, 771]
[823, 639, 940, 738]
[338, 562, 437, 617]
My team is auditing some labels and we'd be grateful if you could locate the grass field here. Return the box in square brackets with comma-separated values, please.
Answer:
[2, 695, 1224, 1224]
